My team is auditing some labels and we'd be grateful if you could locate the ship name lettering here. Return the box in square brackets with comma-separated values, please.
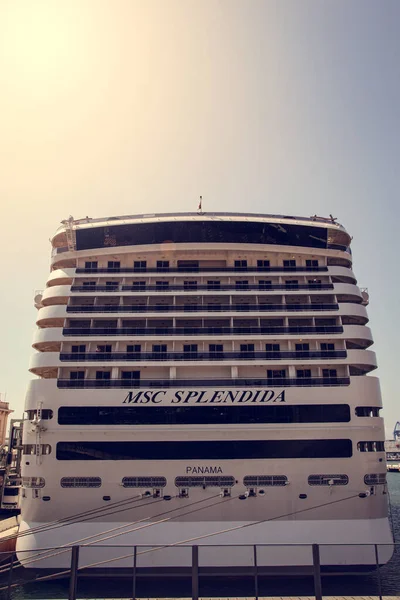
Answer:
[123, 389, 285, 404]
[185, 466, 223, 474]
[122, 390, 166, 404]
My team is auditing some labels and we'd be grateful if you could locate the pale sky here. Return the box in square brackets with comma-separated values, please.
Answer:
[0, 0, 398, 436]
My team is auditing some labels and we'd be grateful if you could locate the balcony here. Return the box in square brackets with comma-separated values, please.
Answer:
[62, 325, 344, 337]
[59, 349, 347, 362]
[57, 375, 350, 389]
[71, 283, 335, 293]
[66, 303, 339, 314]
[76, 265, 329, 274]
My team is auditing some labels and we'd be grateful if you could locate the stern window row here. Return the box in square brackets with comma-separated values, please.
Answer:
[83, 259, 322, 271]
[33, 473, 385, 490]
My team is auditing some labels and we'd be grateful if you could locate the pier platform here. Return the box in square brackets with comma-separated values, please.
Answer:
[46, 597, 399, 600]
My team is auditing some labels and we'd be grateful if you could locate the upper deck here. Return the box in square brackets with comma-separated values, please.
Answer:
[51, 212, 351, 254]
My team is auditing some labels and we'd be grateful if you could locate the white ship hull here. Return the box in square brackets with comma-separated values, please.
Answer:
[17, 517, 394, 572]
[18, 212, 393, 573]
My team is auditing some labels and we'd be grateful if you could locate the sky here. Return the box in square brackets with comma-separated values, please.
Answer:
[0, 0, 398, 436]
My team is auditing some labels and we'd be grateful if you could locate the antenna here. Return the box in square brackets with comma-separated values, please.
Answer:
[198, 196, 203, 214]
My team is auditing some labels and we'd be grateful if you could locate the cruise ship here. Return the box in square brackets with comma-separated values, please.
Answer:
[18, 212, 393, 574]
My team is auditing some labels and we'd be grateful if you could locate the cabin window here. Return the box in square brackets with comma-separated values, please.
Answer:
[107, 261, 120, 270]
[267, 369, 286, 379]
[183, 344, 198, 354]
[156, 261, 169, 271]
[321, 343, 335, 351]
[285, 280, 298, 289]
[295, 343, 310, 352]
[240, 344, 254, 356]
[72, 345, 86, 353]
[69, 371, 84, 381]
[283, 260, 296, 268]
[133, 261, 146, 271]
[297, 369, 312, 378]
[95, 371, 111, 380]
[257, 260, 270, 268]
[234, 260, 247, 269]
[127, 345, 141, 354]
[207, 280, 220, 289]
[322, 369, 337, 378]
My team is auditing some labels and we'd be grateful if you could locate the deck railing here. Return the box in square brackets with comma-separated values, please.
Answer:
[0, 542, 396, 600]
[59, 349, 347, 362]
[57, 376, 350, 389]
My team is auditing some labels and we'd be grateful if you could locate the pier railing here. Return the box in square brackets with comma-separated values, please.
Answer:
[0, 542, 398, 600]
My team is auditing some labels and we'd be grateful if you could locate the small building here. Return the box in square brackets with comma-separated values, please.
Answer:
[0, 397, 13, 446]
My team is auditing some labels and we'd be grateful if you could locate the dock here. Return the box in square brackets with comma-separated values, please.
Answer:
[386, 463, 400, 472]
[33, 597, 400, 600]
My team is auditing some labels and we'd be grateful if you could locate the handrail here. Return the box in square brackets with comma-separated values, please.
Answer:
[59, 350, 347, 362]
[70, 283, 335, 292]
[66, 303, 339, 313]
[62, 325, 344, 336]
[76, 266, 329, 274]
[57, 376, 350, 389]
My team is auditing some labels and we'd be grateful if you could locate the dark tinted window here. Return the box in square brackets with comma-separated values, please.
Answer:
[56, 439, 352, 460]
[76, 221, 328, 251]
[58, 404, 351, 426]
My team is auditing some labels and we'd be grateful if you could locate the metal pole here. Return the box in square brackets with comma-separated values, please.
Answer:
[312, 543, 322, 600]
[192, 545, 199, 600]
[6, 552, 15, 600]
[69, 545, 80, 600]
[132, 546, 137, 600]
[374, 544, 383, 600]
[253, 545, 259, 600]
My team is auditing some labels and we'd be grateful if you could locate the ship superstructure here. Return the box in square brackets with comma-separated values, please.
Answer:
[19, 212, 392, 572]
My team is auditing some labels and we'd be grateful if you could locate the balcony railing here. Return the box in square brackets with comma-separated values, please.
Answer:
[76, 266, 329, 274]
[70, 283, 335, 293]
[62, 325, 344, 336]
[66, 303, 339, 314]
[59, 350, 347, 362]
[57, 376, 350, 389]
